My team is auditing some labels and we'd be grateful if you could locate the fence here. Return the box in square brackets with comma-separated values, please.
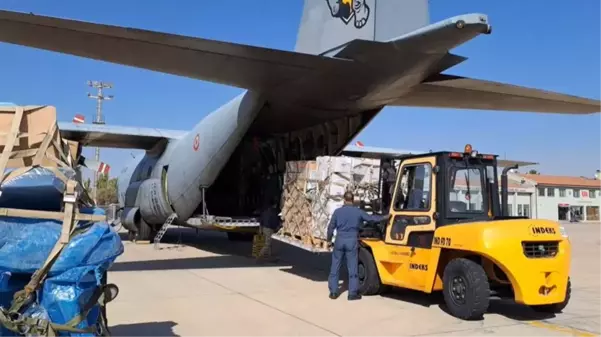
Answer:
[97, 203, 120, 223]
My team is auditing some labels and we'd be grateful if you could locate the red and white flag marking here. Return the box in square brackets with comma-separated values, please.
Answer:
[98, 162, 110, 175]
[72, 114, 111, 176]
[73, 114, 85, 124]
[355, 141, 364, 147]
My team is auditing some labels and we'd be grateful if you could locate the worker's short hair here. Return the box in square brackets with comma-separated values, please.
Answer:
[343, 191, 354, 203]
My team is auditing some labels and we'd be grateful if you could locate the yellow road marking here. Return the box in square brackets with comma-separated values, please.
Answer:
[528, 321, 599, 336]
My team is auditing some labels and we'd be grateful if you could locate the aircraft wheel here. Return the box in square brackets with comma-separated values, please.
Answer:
[227, 232, 254, 241]
[136, 219, 153, 242]
[358, 247, 382, 296]
[442, 258, 490, 320]
[531, 277, 571, 313]
[101, 271, 108, 326]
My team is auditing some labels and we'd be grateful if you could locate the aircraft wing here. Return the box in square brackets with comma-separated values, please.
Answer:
[341, 144, 537, 167]
[0, 10, 345, 90]
[341, 145, 422, 159]
[58, 122, 188, 150]
[497, 159, 538, 168]
[388, 74, 600, 114]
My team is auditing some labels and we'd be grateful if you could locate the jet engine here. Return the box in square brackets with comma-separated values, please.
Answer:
[120, 178, 172, 234]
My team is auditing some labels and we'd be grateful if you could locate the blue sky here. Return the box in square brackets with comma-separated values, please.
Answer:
[0, 0, 599, 178]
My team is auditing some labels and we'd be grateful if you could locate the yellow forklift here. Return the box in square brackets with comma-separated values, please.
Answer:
[356, 144, 571, 320]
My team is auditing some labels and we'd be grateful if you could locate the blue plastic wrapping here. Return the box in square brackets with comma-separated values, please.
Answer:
[0, 207, 124, 336]
[0, 167, 83, 212]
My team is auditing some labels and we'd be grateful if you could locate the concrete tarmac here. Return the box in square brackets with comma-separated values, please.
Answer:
[106, 222, 600, 336]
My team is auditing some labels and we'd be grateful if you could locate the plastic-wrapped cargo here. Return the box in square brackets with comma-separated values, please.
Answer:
[280, 156, 381, 246]
[0, 208, 124, 336]
[0, 167, 85, 212]
[0, 105, 122, 336]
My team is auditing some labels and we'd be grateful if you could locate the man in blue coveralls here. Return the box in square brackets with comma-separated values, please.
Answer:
[326, 191, 390, 300]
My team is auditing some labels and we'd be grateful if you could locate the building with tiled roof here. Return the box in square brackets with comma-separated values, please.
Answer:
[519, 172, 600, 222]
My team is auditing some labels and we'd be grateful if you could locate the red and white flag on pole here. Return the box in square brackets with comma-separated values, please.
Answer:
[98, 162, 110, 175]
[73, 114, 85, 124]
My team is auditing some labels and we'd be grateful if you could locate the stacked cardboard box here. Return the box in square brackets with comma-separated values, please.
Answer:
[0, 105, 79, 169]
[280, 156, 381, 245]
[0, 105, 92, 208]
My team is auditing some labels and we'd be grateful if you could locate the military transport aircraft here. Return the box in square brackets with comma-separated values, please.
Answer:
[0, 0, 598, 241]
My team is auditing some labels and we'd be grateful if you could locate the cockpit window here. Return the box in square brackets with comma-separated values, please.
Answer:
[449, 167, 485, 213]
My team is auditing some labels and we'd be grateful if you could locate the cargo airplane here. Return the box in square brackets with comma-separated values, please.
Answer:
[0, 0, 598, 241]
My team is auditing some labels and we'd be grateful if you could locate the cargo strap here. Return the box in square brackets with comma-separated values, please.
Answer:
[0, 283, 113, 336]
[8, 180, 79, 314]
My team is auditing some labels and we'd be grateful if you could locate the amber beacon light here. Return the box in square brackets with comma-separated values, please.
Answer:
[464, 144, 473, 154]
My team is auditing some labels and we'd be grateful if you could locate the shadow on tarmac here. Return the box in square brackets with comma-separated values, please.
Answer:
[115, 228, 334, 282]
[115, 228, 556, 322]
[110, 321, 179, 336]
[486, 299, 556, 321]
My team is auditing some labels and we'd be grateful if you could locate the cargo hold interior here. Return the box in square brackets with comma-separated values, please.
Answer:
[198, 112, 377, 218]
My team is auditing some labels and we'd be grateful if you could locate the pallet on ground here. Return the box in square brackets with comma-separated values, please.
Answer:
[271, 232, 332, 253]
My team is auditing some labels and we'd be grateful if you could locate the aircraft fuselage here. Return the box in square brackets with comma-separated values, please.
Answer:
[115, 15, 494, 232]
[118, 91, 266, 232]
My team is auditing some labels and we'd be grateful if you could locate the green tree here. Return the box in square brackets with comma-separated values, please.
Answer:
[95, 174, 118, 205]
[528, 169, 539, 175]
[84, 178, 91, 192]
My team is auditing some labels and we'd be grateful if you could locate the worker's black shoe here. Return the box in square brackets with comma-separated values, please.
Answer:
[329, 292, 339, 300]
[348, 294, 362, 301]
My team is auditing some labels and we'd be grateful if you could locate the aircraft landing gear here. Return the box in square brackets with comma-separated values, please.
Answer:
[127, 219, 154, 242]
[227, 232, 254, 241]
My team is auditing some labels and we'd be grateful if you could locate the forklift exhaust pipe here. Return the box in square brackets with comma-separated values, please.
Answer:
[501, 164, 519, 216]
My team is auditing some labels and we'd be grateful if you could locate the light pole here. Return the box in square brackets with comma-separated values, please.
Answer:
[87, 81, 113, 204]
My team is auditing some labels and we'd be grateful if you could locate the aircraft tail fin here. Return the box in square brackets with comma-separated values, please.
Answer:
[294, 0, 429, 55]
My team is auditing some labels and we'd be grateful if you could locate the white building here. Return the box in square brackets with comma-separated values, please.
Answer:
[451, 172, 536, 217]
[520, 173, 601, 222]
[451, 171, 601, 222]
[502, 173, 537, 218]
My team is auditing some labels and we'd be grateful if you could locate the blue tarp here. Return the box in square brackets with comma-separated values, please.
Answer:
[0, 206, 124, 336]
[0, 167, 82, 212]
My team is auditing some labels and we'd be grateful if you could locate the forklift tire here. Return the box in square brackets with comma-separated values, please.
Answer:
[531, 277, 571, 313]
[442, 258, 490, 320]
[358, 247, 383, 296]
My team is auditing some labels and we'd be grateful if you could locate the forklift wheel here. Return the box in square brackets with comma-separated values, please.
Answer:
[442, 258, 490, 320]
[358, 247, 382, 296]
[531, 277, 571, 313]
